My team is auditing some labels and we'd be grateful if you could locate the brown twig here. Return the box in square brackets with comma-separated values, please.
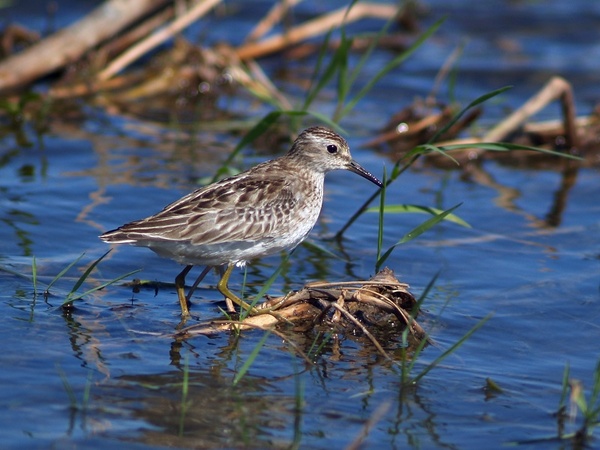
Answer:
[437, 76, 580, 152]
[235, 2, 397, 60]
[176, 318, 315, 366]
[98, 0, 223, 81]
[483, 76, 578, 147]
[0, 0, 170, 93]
[244, 0, 302, 42]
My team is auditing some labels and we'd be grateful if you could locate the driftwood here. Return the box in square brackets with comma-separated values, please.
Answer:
[175, 268, 428, 359]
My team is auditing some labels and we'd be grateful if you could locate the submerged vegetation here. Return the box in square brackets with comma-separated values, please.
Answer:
[28, 251, 140, 309]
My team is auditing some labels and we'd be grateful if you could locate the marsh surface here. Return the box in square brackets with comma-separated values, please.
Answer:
[1, 1, 599, 448]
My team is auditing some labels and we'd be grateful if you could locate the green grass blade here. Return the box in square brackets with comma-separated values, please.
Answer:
[590, 359, 600, 408]
[302, 0, 361, 112]
[396, 202, 463, 244]
[345, 1, 397, 91]
[302, 34, 350, 111]
[66, 250, 112, 298]
[32, 256, 37, 298]
[306, 331, 331, 360]
[233, 330, 271, 386]
[338, 17, 445, 120]
[376, 167, 387, 268]
[291, 369, 305, 450]
[178, 355, 190, 437]
[376, 244, 395, 274]
[335, 181, 381, 238]
[46, 253, 86, 292]
[426, 86, 513, 144]
[558, 362, 571, 411]
[240, 264, 248, 301]
[82, 370, 93, 413]
[301, 240, 345, 261]
[417, 270, 441, 304]
[366, 203, 470, 227]
[410, 313, 492, 384]
[397, 270, 443, 384]
[418, 143, 461, 166]
[302, 30, 338, 110]
[63, 268, 142, 304]
[376, 203, 463, 269]
[56, 364, 78, 409]
[335, 0, 362, 106]
[438, 142, 582, 160]
[573, 383, 588, 413]
[334, 34, 352, 114]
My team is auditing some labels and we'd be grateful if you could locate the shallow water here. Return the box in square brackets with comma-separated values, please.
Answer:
[1, 1, 600, 449]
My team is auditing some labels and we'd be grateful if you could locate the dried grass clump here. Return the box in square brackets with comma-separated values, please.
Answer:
[176, 268, 429, 358]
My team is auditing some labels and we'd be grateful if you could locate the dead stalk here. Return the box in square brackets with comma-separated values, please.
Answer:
[235, 3, 397, 60]
[98, 0, 223, 81]
[244, 0, 303, 42]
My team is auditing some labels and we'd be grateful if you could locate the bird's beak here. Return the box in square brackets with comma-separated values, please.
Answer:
[348, 160, 383, 187]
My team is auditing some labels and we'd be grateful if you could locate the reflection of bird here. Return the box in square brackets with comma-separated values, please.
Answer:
[100, 126, 382, 317]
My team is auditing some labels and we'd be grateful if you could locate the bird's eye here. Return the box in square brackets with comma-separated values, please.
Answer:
[327, 144, 338, 154]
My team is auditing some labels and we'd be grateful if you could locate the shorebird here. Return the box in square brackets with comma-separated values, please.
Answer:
[100, 126, 382, 316]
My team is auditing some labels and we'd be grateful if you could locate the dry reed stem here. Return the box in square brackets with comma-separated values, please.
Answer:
[98, 0, 223, 81]
[436, 76, 579, 152]
[484, 76, 578, 146]
[235, 3, 397, 60]
[98, 5, 176, 61]
[245, 0, 303, 42]
[0, 0, 170, 93]
[229, 55, 293, 109]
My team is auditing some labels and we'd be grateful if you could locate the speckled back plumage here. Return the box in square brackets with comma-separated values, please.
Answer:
[100, 126, 380, 267]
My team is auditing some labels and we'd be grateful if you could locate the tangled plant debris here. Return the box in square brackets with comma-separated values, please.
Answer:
[176, 267, 428, 358]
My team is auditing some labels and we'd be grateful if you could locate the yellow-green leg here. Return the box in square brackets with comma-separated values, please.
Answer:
[215, 266, 235, 313]
[217, 263, 260, 314]
[175, 265, 193, 317]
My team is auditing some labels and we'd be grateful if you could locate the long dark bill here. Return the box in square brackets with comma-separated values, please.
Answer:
[348, 160, 383, 187]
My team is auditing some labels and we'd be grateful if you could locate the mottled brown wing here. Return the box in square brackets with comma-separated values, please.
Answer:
[103, 170, 302, 246]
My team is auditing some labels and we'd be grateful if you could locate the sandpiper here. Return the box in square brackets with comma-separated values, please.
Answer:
[100, 126, 382, 317]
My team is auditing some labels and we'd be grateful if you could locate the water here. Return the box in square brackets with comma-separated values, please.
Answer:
[1, 1, 600, 448]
